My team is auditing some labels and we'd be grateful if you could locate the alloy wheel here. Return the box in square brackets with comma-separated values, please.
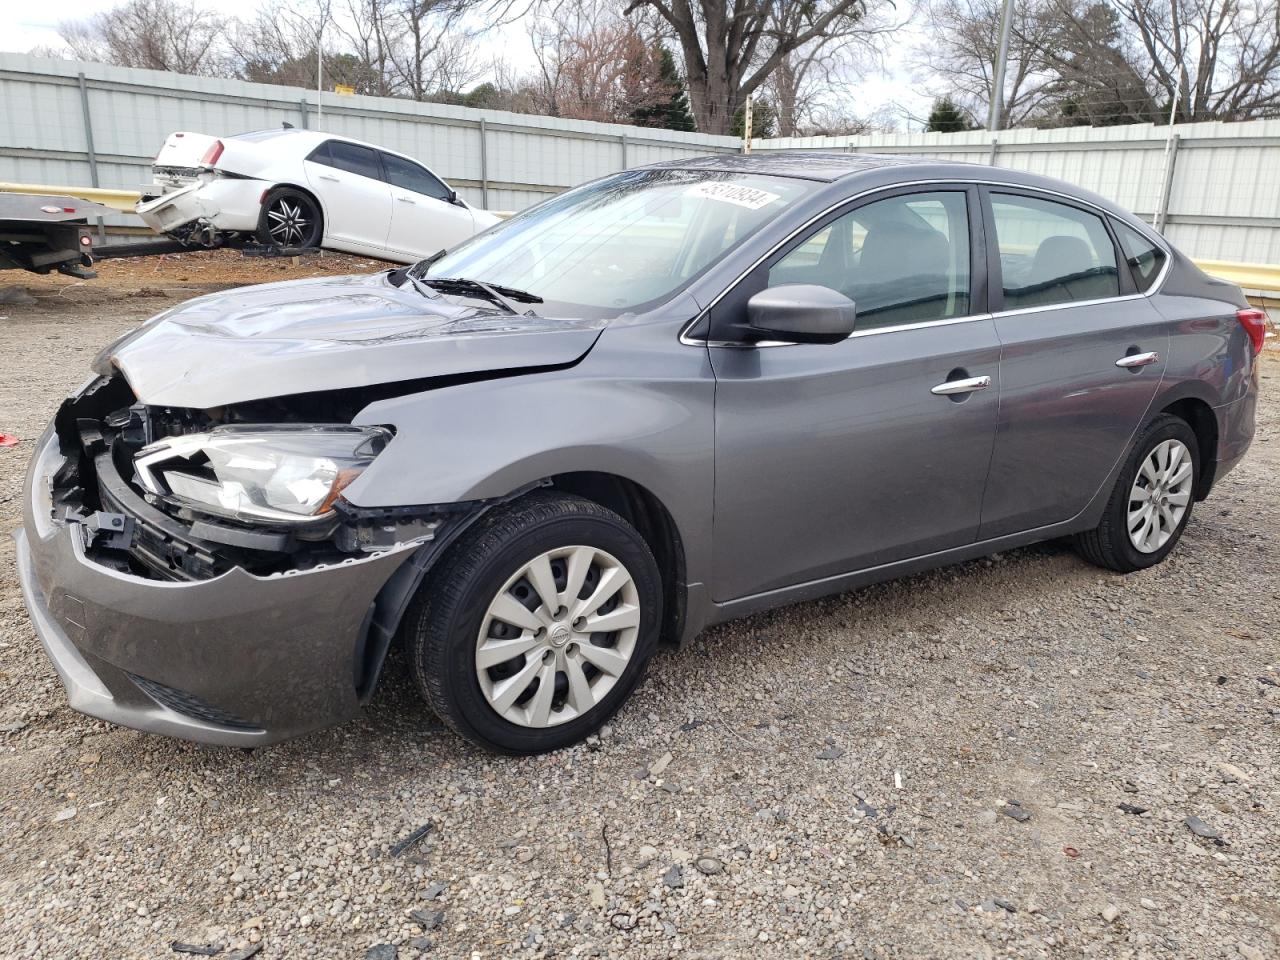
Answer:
[265, 198, 312, 246]
[475, 545, 641, 728]
[1127, 438, 1193, 553]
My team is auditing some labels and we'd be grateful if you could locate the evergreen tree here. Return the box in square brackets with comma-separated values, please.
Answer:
[730, 98, 777, 138]
[631, 46, 696, 131]
[926, 96, 974, 132]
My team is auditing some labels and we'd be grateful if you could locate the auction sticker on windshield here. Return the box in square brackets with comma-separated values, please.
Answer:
[685, 182, 781, 210]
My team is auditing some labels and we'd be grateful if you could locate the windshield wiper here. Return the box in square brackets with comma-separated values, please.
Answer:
[424, 276, 542, 314]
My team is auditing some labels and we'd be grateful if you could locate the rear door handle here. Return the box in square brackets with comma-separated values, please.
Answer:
[931, 375, 991, 396]
[317, 173, 339, 182]
[1116, 351, 1159, 368]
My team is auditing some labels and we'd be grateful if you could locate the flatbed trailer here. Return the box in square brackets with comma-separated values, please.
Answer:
[0, 193, 106, 279]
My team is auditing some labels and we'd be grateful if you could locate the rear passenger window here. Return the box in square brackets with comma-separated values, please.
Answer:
[321, 141, 382, 180]
[1112, 220, 1168, 293]
[990, 194, 1119, 309]
[768, 191, 971, 330]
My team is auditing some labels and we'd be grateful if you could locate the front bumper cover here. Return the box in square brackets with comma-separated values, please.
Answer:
[17, 430, 418, 746]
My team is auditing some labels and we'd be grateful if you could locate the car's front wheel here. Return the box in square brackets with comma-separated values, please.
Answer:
[1074, 413, 1199, 572]
[256, 187, 322, 249]
[404, 491, 662, 754]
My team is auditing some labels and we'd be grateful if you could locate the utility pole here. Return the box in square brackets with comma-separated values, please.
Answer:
[316, 24, 324, 130]
[743, 96, 754, 154]
[988, 0, 1015, 131]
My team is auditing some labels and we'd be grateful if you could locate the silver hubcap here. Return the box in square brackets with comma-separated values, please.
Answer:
[476, 545, 640, 728]
[266, 199, 311, 245]
[1128, 438, 1193, 553]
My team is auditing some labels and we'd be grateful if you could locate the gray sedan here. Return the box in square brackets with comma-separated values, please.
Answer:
[17, 154, 1260, 753]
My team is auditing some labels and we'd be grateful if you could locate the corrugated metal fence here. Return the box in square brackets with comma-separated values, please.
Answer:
[0, 53, 738, 220]
[2, 53, 1278, 263]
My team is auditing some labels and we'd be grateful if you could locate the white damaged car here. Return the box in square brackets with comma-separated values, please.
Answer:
[136, 128, 500, 262]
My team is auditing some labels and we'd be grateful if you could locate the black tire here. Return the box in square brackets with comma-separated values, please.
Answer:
[255, 187, 322, 249]
[1074, 413, 1200, 572]
[404, 491, 662, 754]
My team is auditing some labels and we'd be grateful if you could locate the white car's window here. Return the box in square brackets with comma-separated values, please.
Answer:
[769, 191, 971, 329]
[381, 153, 451, 202]
[991, 194, 1120, 308]
[424, 169, 812, 317]
[313, 141, 382, 181]
[1112, 220, 1168, 293]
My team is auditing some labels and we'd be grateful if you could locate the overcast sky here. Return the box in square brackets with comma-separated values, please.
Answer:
[2, 3, 933, 132]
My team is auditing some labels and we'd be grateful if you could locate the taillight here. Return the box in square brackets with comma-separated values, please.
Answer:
[200, 140, 225, 166]
[1237, 307, 1268, 356]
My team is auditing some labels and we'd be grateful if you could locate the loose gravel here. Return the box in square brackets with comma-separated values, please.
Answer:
[1, 261, 1277, 959]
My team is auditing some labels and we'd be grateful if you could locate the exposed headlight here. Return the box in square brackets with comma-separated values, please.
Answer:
[134, 425, 390, 526]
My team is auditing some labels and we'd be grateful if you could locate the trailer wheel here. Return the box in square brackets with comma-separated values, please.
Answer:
[256, 188, 322, 249]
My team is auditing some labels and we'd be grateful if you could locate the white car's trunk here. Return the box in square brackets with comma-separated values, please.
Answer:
[147, 132, 221, 194]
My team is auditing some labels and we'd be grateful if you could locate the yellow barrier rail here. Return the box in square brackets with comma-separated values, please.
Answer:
[1194, 259, 1280, 295]
[0, 182, 141, 214]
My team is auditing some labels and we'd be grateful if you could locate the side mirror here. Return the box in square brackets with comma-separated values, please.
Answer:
[745, 284, 856, 344]
[447, 189, 460, 205]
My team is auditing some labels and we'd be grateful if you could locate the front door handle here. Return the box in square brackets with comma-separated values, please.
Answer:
[931, 375, 991, 396]
[396, 195, 416, 204]
[1116, 351, 1159, 368]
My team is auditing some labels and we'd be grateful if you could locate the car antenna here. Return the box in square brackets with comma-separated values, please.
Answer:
[282, 121, 294, 129]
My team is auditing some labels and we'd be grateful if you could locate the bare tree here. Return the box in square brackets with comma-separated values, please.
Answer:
[621, 0, 894, 134]
[914, 0, 1059, 127]
[918, 0, 1280, 127]
[1119, 0, 1280, 120]
[528, 0, 667, 121]
[58, 0, 230, 75]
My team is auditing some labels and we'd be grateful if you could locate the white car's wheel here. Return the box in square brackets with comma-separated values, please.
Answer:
[256, 188, 322, 249]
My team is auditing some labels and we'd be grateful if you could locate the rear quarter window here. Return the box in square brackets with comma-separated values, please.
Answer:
[1112, 220, 1168, 293]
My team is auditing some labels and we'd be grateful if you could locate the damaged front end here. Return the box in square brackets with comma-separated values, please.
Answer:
[48, 374, 449, 582]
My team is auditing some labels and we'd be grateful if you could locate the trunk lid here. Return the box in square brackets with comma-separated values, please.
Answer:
[148, 132, 221, 193]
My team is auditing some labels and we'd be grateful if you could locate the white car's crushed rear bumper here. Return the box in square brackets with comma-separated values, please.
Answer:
[136, 178, 265, 236]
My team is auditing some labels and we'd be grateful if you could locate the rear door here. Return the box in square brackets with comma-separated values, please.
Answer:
[303, 141, 394, 253]
[977, 188, 1169, 539]
[708, 186, 1002, 601]
[380, 152, 477, 258]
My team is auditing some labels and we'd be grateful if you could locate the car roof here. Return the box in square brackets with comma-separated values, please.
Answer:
[641, 151, 950, 182]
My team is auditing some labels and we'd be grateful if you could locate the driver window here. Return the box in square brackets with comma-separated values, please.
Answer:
[768, 191, 971, 330]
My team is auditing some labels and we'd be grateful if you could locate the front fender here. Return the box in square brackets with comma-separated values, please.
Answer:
[343, 317, 716, 581]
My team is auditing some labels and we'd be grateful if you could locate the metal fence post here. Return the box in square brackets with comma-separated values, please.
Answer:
[478, 118, 490, 210]
[620, 133, 628, 170]
[76, 72, 107, 242]
[1155, 134, 1181, 234]
[988, 137, 999, 166]
[299, 98, 310, 129]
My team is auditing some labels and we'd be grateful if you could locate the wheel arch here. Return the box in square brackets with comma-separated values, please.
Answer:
[1157, 390, 1219, 499]
[543, 471, 688, 647]
[261, 182, 327, 241]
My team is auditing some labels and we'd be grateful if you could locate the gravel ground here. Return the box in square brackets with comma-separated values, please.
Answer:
[1, 259, 1278, 960]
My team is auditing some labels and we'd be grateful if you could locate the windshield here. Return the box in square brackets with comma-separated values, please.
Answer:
[422, 169, 813, 318]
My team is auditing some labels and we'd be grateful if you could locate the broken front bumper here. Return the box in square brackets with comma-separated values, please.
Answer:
[16, 429, 418, 746]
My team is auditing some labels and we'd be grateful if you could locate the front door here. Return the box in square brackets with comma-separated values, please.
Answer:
[977, 189, 1169, 539]
[380, 152, 477, 258]
[708, 187, 1001, 602]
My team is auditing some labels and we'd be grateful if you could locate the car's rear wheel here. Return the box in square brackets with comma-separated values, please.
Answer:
[404, 491, 662, 754]
[256, 187, 322, 249]
[1074, 413, 1199, 572]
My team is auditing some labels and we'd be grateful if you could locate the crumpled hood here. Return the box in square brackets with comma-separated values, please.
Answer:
[98, 272, 606, 408]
